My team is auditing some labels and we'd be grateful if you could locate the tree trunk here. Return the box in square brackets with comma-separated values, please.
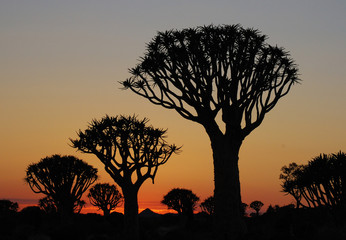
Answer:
[103, 208, 111, 216]
[210, 132, 247, 240]
[123, 187, 140, 240]
[57, 198, 74, 224]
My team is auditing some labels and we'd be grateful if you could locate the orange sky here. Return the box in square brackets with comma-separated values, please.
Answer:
[1, 1, 345, 215]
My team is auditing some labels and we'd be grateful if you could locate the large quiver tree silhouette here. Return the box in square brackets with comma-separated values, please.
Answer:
[25, 154, 98, 220]
[122, 24, 299, 239]
[70, 115, 180, 240]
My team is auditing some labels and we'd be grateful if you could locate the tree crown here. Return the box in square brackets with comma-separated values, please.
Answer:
[88, 183, 123, 214]
[161, 188, 199, 215]
[122, 24, 299, 138]
[71, 115, 181, 188]
[25, 154, 98, 209]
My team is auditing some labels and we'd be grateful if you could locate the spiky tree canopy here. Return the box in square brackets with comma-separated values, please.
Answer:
[71, 115, 180, 188]
[25, 154, 98, 213]
[122, 24, 299, 138]
[280, 151, 346, 208]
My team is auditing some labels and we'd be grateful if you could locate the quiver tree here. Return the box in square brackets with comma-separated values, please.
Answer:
[161, 188, 199, 218]
[122, 24, 299, 239]
[280, 162, 305, 208]
[0, 199, 18, 215]
[39, 197, 58, 214]
[25, 154, 98, 219]
[200, 196, 214, 215]
[70, 115, 180, 240]
[280, 151, 346, 210]
[88, 183, 123, 216]
[249, 200, 264, 216]
[39, 196, 85, 214]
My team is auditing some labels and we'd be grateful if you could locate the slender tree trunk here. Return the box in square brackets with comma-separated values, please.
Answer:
[123, 187, 140, 240]
[209, 132, 247, 240]
[103, 208, 111, 216]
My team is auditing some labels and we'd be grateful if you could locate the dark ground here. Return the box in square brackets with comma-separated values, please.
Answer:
[1, 207, 346, 240]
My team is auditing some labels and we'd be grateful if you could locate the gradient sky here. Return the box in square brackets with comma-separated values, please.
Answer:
[1, 0, 345, 214]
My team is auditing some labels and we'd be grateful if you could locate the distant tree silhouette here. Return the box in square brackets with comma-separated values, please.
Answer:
[39, 196, 85, 214]
[250, 200, 264, 216]
[265, 204, 275, 214]
[39, 196, 57, 214]
[280, 162, 305, 208]
[0, 199, 18, 214]
[71, 115, 180, 240]
[200, 196, 214, 215]
[280, 151, 346, 210]
[25, 154, 98, 219]
[122, 24, 299, 239]
[265, 204, 281, 215]
[161, 188, 199, 218]
[241, 202, 248, 217]
[88, 183, 123, 216]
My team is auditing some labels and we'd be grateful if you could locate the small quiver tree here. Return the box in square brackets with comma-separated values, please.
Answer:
[200, 196, 214, 216]
[0, 199, 18, 216]
[25, 154, 98, 220]
[161, 188, 199, 220]
[249, 200, 264, 216]
[88, 183, 123, 216]
[39, 197, 57, 214]
[70, 115, 180, 240]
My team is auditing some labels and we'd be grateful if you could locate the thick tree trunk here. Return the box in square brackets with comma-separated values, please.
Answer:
[57, 198, 75, 224]
[123, 187, 140, 240]
[210, 133, 247, 240]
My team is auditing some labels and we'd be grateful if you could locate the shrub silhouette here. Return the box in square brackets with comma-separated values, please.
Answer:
[88, 183, 123, 216]
[71, 115, 180, 240]
[122, 24, 299, 239]
[25, 154, 98, 220]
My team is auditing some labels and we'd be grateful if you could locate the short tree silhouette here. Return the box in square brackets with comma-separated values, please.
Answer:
[241, 202, 248, 217]
[122, 24, 299, 239]
[70, 115, 180, 240]
[39, 196, 57, 214]
[25, 154, 98, 219]
[250, 200, 264, 216]
[88, 183, 123, 216]
[161, 188, 199, 218]
[280, 162, 305, 208]
[39, 196, 85, 214]
[200, 196, 214, 215]
[0, 199, 18, 214]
